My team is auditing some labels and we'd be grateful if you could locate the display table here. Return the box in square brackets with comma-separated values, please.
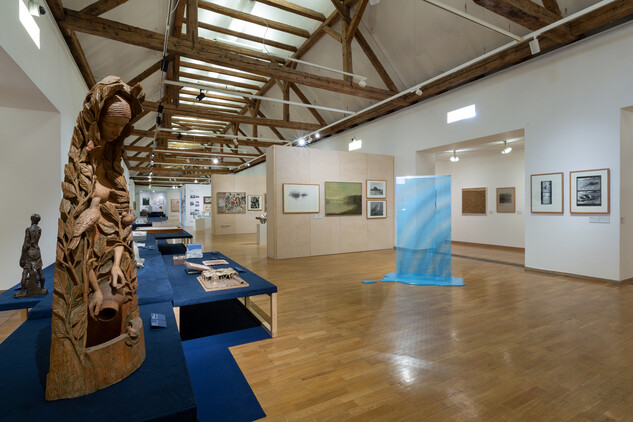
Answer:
[164, 252, 278, 337]
[0, 301, 197, 422]
[0, 263, 55, 318]
[136, 226, 184, 235]
[154, 230, 193, 244]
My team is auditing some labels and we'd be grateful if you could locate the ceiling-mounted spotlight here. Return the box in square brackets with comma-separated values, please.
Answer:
[501, 141, 512, 154]
[297, 137, 306, 147]
[233, 137, 239, 146]
[358, 79, 367, 88]
[349, 137, 362, 151]
[151, 152, 155, 159]
[150, 159, 154, 166]
[450, 150, 459, 162]
[194, 179, 198, 183]
[246, 162, 250, 167]
[157, 103, 164, 113]
[149, 171, 153, 176]
[172, 185, 176, 190]
[196, 90, 206, 102]
[177, 132, 183, 140]
[529, 37, 540, 55]
[415, 88, 423, 96]
[315, 132, 320, 139]
[155, 114, 162, 125]
[27, 1, 45, 16]
[160, 55, 169, 72]
[211, 157, 220, 165]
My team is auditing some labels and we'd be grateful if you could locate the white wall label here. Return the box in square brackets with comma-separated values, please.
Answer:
[589, 216, 610, 224]
[313, 214, 323, 219]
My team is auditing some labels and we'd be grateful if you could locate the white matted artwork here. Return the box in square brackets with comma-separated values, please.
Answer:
[570, 168, 609, 214]
[367, 180, 386, 199]
[496, 187, 516, 213]
[530, 172, 563, 214]
[367, 200, 387, 219]
[247, 194, 263, 211]
[283, 184, 320, 214]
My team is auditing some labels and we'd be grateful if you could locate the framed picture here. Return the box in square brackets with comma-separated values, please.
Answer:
[570, 168, 609, 214]
[496, 187, 515, 213]
[462, 188, 486, 215]
[170, 199, 179, 212]
[142, 197, 149, 206]
[367, 180, 386, 199]
[283, 184, 320, 214]
[247, 194, 263, 211]
[325, 182, 362, 216]
[531, 173, 563, 213]
[216, 192, 246, 214]
[203, 196, 212, 204]
[367, 200, 387, 219]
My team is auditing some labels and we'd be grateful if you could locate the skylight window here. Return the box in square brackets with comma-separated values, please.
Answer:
[447, 104, 476, 124]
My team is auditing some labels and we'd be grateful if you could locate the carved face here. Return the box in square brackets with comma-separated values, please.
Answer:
[99, 116, 129, 143]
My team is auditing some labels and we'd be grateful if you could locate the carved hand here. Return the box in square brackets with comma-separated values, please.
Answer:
[89, 289, 103, 318]
[110, 263, 126, 289]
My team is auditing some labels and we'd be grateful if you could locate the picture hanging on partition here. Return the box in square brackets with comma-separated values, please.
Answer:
[203, 196, 212, 204]
[496, 187, 516, 213]
[461, 188, 486, 215]
[367, 200, 387, 219]
[530, 172, 563, 213]
[570, 168, 609, 214]
[217, 192, 247, 214]
[170, 199, 179, 212]
[142, 197, 150, 206]
[283, 184, 320, 214]
[325, 182, 362, 216]
[367, 180, 387, 199]
[248, 195, 263, 211]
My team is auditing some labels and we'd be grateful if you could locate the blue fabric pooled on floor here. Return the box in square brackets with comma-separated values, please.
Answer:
[182, 327, 269, 422]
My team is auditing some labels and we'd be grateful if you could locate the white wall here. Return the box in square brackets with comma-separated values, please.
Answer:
[237, 162, 266, 177]
[312, 23, 633, 281]
[436, 150, 525, 248]
[621, 109, 633, 280]
[0, 108, 60, 289]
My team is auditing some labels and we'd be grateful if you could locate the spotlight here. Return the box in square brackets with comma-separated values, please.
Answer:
[155, 115, 161, 125]
[212, 157, 220, 165]
[297, 137, 306, 146]
[194, 179, 198, 183]
[415, 88, 423, 96]
[246, 162, 250, 167]
[150, 159, 154, 166]
[315, 132, 320, 139]
[172, 185, 176, 189]
[177, 133, 183, 140]
[450, 150, 459, 162]
[149, 171, 153, 176]
[529, 37, 540, 55]
[196, 90, 206, 102]
[358, 79, 367, 88]
[157, 103, 164, 113]
[501, 141, 512, 154]
[233, 138, 239, 146]
[151, 153, 155, 159]
[28, 1, 45, 16]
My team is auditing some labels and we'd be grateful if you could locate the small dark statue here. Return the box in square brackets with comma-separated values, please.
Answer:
[15, 214, 48, 298]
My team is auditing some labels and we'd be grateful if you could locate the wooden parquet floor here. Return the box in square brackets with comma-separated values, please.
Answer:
[2, 233, 633, 421]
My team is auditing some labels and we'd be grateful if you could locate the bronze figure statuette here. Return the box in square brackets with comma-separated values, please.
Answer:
[46, 76, 146, 400]
[15, 214, 48, 298]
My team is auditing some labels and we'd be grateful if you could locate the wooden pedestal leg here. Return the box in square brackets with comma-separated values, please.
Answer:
[20, 308, 29, 322]
[270, 293, 277, 338]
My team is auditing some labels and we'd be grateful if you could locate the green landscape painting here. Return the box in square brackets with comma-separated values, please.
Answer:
[325, 182, 362, 216]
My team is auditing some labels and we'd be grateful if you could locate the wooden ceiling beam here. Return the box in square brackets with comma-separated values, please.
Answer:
[80, 0, 128, 16]
[289, 83, 327, 125]
[179, 71, 262, 91]
[570, 0, 633, 36]
[127, 56, 171, 87]
[186, 0, 198, 44]
[180, 61, 268, 83]
[131, 129, 280, 148]
[198, 23, 297, 53]
[541, 0, 562, 18]
[473, 0, 575, 44]
[130, 166, 230, 175]
[255, 0, 326, 22]
[180, 88, 249, 103]
[323, 26, 342, 43]
[125, 145, 259, 157]
[61, 8, 391, 101]
[173, 0, 187, 36]
[347, 0, 369, 40]
[198, 1, 310, 38]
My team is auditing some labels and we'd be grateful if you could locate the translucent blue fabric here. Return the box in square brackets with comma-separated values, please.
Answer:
[382, 175, 464, 286]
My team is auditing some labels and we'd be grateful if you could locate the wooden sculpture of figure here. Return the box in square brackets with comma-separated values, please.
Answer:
[46, 76, 146, 401]
[15, 214, 48, 298]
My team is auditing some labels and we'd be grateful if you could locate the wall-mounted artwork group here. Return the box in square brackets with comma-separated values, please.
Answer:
[530, 169, 609, 214]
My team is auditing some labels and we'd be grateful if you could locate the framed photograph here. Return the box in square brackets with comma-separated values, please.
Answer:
[203, 196, 212, 204]
[247, 194, 263, 211]
[283, 184, 320, 214]
[216, 192, 246, 214]
[531, 172, 563, 213]
[462, 188, 486, 215]
[142, 197, 150, 206]
[367, 180, 386, 199]
[570, 168, 609, 214]
[367, 200, 387, 219]
[325, 182, 362, 216]
[496, 187, 515, 213]
[170, 199, 179, 212]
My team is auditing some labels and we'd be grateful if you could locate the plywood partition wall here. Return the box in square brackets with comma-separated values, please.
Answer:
[267, 146, 394, 259]
[211, 174, 266, 235]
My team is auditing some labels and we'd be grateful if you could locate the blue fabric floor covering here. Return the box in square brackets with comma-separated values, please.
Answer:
[182, 327, 269, 422]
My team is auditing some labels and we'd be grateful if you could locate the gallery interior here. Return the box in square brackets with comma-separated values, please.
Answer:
[1, 0, 633, 420]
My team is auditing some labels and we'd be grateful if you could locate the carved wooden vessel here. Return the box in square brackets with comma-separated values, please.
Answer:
[46, 76, 146, 400]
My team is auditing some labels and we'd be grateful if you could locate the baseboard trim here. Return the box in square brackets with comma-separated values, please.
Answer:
[524, 266, 631, 285]
[452, 241, 525, 252]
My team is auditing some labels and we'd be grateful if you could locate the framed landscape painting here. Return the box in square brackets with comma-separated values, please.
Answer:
[216, 192, 246, 214]
[530, 172, 563, 213]
[325, 182, 362, 216]
[247, 194, 263, 211]
[462, 188, 486, 215]
[282, 184, 320, 214]
[570, 168, 609, 214]
[496, 187, 515, 213]
[367, 180, 386, 199]
[367, 200, 387, 219]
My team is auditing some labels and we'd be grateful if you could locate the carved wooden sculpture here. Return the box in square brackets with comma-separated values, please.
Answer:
[15, 214, 48, 298]
[46, 76, 145, 400]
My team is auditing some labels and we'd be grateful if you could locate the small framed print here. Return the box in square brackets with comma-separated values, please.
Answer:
[247, 194, 263, 211]
[570, 168, 609, 214]
[367, 180, 386, 199]
[531, 172, 563, 213]
[367, 200, 387, 219]
[496, 187, 515, 213]
[203, 196, 212, 204]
